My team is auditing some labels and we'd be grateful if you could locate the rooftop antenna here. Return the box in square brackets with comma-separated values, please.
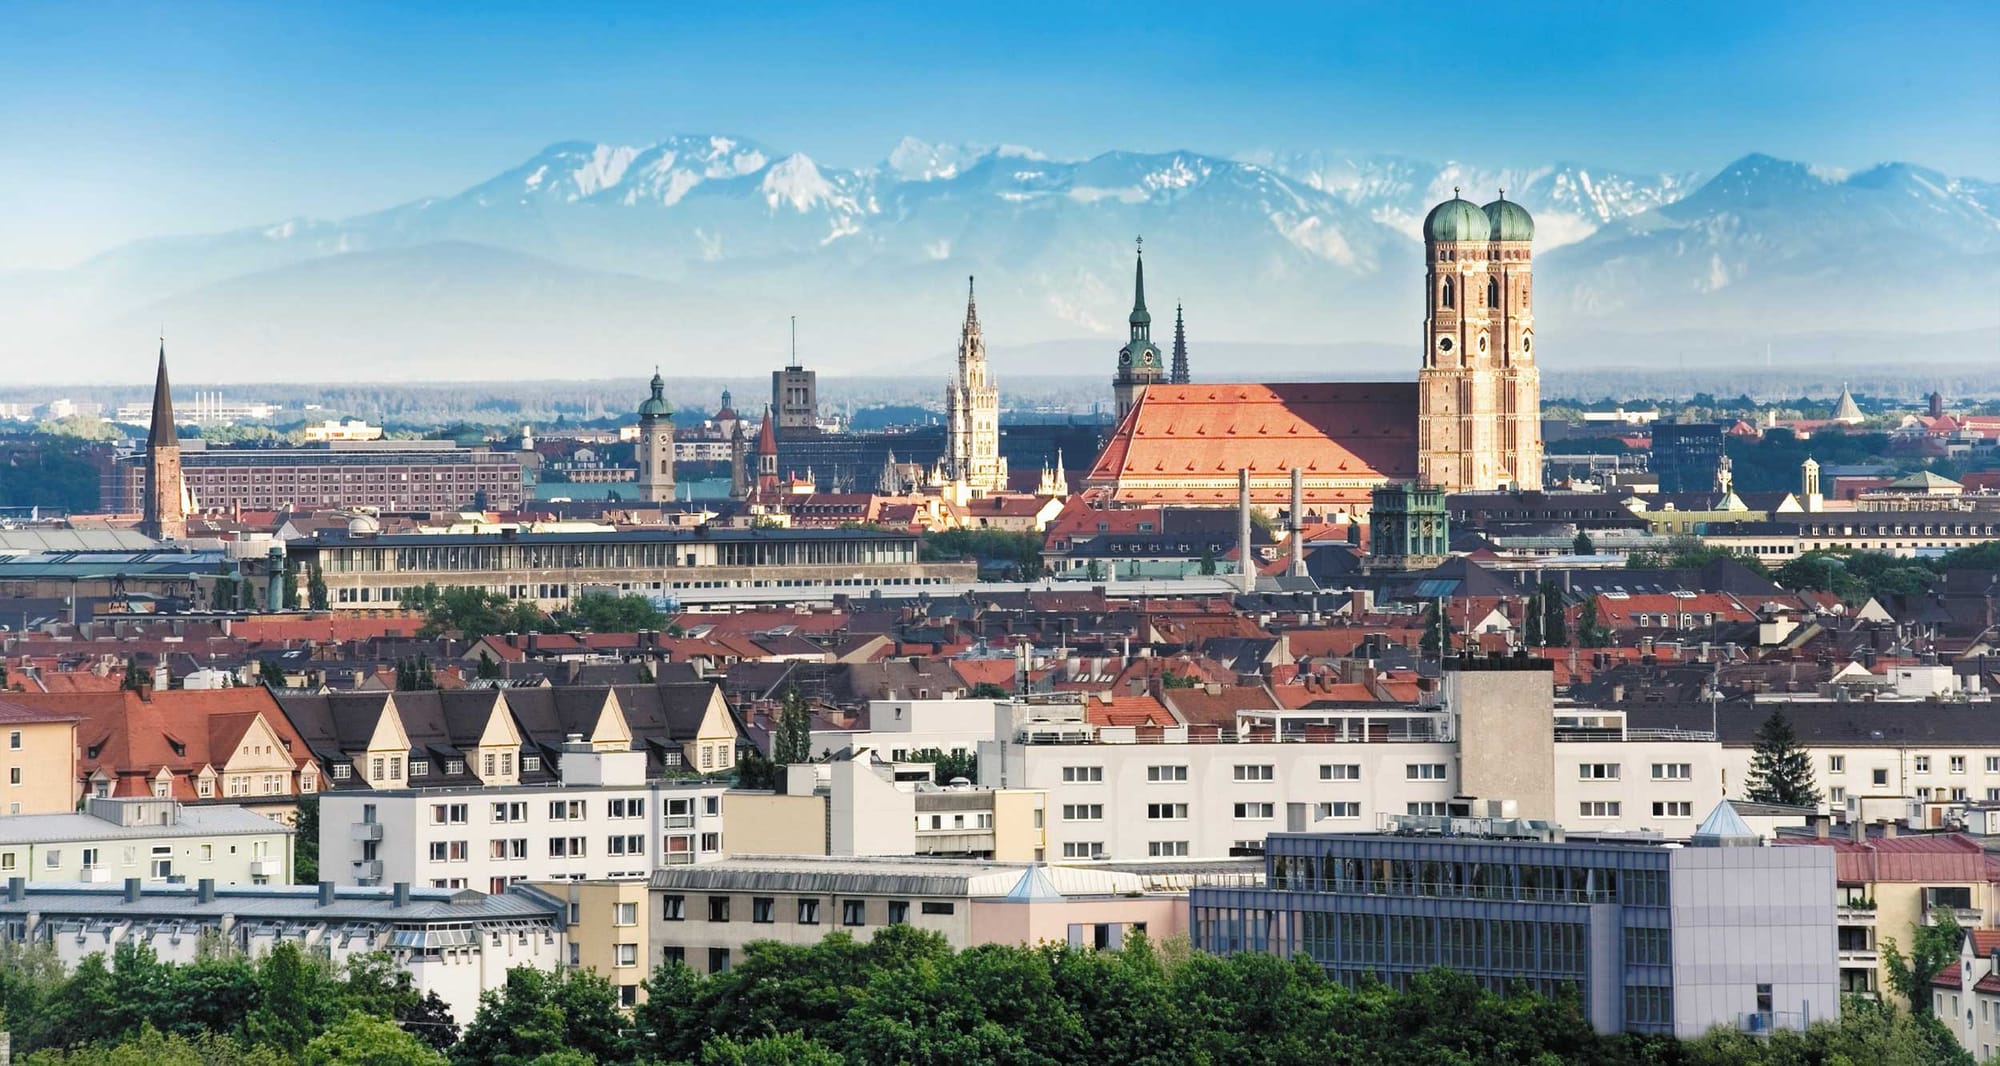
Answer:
[790, 316, 797, 366]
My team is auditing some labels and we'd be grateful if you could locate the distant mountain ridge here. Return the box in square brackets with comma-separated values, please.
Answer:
[1, 136, 1995, 382]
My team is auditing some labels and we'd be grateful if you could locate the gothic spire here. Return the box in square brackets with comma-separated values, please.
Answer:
[965, 275, 979, 328]
[1129, 238, 1150, 329]
[1170, 303, 1190, 384]
[148, 339, 176, 450]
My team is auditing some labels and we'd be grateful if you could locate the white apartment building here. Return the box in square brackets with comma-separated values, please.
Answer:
[0, 798, 292, 885]
[811, 698, 1000, 763]
[319, 745, 728, 893]
[0, 877, 564, 1027]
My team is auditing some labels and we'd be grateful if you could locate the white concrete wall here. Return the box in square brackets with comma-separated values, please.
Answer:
[1669, 846, 1838, 1038]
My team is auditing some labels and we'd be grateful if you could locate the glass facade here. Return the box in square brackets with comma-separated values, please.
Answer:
[1190, 833, 1679, 1035]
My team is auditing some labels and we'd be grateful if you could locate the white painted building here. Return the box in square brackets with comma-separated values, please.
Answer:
[319, 745, 729, 893]
[811, 698, 1001, 763]
[0, 877, 564, 1027]
[0, 798, 292, 886]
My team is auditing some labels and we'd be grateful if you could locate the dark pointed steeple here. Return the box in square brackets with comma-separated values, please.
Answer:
[1129, 238, 1150, 335]
[1170, 303, 1190, 384]
[147, 340, 176, 449]
[965, 275, 979, 328]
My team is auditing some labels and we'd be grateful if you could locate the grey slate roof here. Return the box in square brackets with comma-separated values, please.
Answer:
[0, 805, 288, 846]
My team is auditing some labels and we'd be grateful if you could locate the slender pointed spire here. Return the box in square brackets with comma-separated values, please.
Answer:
[965, 275, 978, 326]
[1129, 237, 1150, 326]
[148, 340, 176, 449]
[1170, 303, 1190, 384]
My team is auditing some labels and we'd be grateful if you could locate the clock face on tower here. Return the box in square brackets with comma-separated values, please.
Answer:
[1437, 337, 1454, 352]
[1120, 352, 1131, 366]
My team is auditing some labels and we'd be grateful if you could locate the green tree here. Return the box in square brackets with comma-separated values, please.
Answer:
[968, 681, 1010, 699]
[294, 795, 319, 882]
[1575, 598, 1611, 648]
[1743, 709, 1821, 807]
[258, 659, 288, 689]
[475, 651, 502, 679]
[1523, 590, 1543, 647]
[395, 656, 436, 692]
[697, 1033, 844, 1066]
[280, 563, 299, 613]
[1540, 582, 1570, 647]
[1884, 907, 1964, 1015]
[451, 967, 625, 1066]
[245, 942, 335, 1054]
[1159, 671, 1199, 689]
[553, 591, 665, 633]
[307, 564, 329, 611]
[1420, 601, 1445, 658]
[907, 747, 977, 785]
[770, 689, 814, 767]
[120, 656, 147, 692]
[1198, 545, 1217, 575]
[299, 1012, 446, 1066]
[1572, 529, 1595, 555]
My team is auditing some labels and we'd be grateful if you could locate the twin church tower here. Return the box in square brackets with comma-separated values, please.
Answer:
[1108, 192, 1542, 495]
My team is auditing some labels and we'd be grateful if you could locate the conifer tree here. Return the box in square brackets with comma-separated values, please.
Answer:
[1744, 709, 1821, 807]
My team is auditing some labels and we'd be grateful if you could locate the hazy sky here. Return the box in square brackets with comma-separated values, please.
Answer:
[3, 0, 1995, 269]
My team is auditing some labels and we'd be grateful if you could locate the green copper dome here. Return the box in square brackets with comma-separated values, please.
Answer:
[1484, 197, 1535, 242]
[1423, 196, 1490, 243]
[638, 370, 673, 418]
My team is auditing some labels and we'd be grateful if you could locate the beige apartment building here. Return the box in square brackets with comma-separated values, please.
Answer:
[531, 878, 653, 1009]
[0, 699, 81, 816]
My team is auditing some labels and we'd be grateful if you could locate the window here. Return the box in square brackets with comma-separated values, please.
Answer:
[549, 836, 586, 858]
[1233, 764, 1274, 782]
[704, 796, 721, 816]
[608, 835, 645, 856]
[1952, 756, 1968, 774]
[921, 901, 955, 915]
[332, 764, 351, 781]
[7, 768, 18, 786]
[1406, 763, 1447, 781]
[708, 948, 730, 973]
[1579, 801, 1622, 818]
[614, 902, 637, 926]
[1915, 756, 1931, 774]
[701, 831, 722, 852]
[1650, 763, 1691, 781]
[1148, 840, 1190, 857]
[492, 802, 526, 823]
[888, 901, 909, 925]
[842, 900, 866, 926]
[446, 760, 465, 775]
[662, 946, 686, 967]
[1872, 768, 1890, 787]
[752, 897, 774, 924]
[1147, 765, 1188, 782]
[1233, 802, 1275, 820]
[1407, 802, 1446, 817]
[149, 844, 172, 880]
[1061, 804, 1103, 822]
[1147, 803, 1188, 820]
[1578, 763, 1620, 781]
[523, 756, 542, 772]
[409, 761, 429, 777]
[483, 753, 496, 777]
[1062, 842, 1105, 859]
[1830, 787, 1848, 804]
[550, 800, 587, 820]
[797, 899, 821, 925]
[81, 847, 100, 870]
[1652, 801, 1693, 818]
[1317, 802, 1361, 820]
[1828, 755, 1846, 773]
[610, 798, 646, 819]
[615, 944, 638, 968]
[6, 731, 18, 750]
[662, 895, 686, 921]
[1987, 757, 1999, 773]
[1062, 766, 1104, 783]
[431, 803, 467, 825]
[43, 849, 59, 869]
[708, 896, 730, 922]
[1319, 764, 1361, 781]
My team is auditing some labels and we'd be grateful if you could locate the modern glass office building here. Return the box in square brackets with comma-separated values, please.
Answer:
[1189, 810, 1837, 1037]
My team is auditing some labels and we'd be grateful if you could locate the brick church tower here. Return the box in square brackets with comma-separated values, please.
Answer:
[143, 342, 187, 541]
[1417, 191, 1542, 492]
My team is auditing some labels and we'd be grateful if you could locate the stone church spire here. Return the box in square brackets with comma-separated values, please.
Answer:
[939, 275, 1005, 501]
[143, 340, 186, 541]
[1170, 303, 1190, 384]
[1113, 238, 1165, 420]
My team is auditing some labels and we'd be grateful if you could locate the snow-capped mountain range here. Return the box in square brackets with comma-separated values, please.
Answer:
[3, 136, 1995, 382]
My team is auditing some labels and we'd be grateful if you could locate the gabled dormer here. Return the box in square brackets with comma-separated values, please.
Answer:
[358, 695, 414, 788]
[590, 690, 634, 753]
[471, 692, 525, 785]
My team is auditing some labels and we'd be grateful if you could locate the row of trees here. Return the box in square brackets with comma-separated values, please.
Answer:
[395, 586, 670, 641]
[3, 927, 1973, 1065]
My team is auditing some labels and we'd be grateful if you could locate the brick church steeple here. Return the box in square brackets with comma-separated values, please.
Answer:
[143, 342, 187, 541]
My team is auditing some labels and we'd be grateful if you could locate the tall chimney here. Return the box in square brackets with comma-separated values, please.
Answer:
[1238, 469, 1255, 594]
[1289, 465, 1307, 577]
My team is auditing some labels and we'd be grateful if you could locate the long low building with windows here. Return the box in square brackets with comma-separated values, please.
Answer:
[1190, 810, 1837, 1039]
[279, 526, 975, 610]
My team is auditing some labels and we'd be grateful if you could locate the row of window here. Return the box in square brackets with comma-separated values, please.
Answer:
[424, 834, 685, 862]
[1828, 754, 2000, 776]
[1577, 763, 1694, 782]
[431, 796, 716, 826]
[1067, 763, 1441, 785]
[662, 894, 954, 926]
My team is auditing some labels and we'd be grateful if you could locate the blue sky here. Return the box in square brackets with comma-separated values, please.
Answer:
[2, 0, 1994, 269]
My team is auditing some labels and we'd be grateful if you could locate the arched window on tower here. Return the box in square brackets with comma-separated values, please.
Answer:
[1441, 277, 1454, 309]
[1488, 278, 1500, 309]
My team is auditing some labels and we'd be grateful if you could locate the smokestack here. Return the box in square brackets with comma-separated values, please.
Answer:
[1289, 466, 1307, 577]
[1238, 469, 1255, 594]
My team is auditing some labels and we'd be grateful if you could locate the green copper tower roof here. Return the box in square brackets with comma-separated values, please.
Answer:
[1423, 191, 1490, 243]
[638, 368, 673, 418]
[1129, 243, 1151, 327]
[1483, 194, 1535, 242]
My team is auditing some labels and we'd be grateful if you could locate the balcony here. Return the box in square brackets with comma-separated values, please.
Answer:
[1923, 907, 1983, 927]
[1836, 905, 1877, 925]
[352, 859, 383, 883]
[249, 859, 283, 879]
[351, 821, 384, 842]
[664, 814, 696, 829]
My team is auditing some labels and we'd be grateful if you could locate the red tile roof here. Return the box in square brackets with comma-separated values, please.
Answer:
[1084, 382, 1418, 510]
[1776, 832, 1997, 884]
[1087, 694, 1176, 728]
[1, 689, 315, 802]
